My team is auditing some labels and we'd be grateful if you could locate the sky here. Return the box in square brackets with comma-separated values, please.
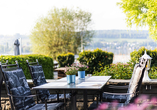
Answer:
[0, 0, 148, 36]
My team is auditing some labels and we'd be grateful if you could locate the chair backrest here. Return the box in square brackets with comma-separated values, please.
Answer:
[26, 59, 50, 102]
[125, 57, 147, 104]
[0, 61, 8, 109]
[0, 61, 36, 110]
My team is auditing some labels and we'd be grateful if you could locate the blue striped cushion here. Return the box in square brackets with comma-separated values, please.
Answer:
[4, 69, 35, 110]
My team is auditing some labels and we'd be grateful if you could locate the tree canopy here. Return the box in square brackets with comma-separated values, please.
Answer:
[118, 0, 157, 40]
[30, 7, 93, 59]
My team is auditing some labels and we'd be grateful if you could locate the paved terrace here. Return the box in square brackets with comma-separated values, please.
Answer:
[1, 79, 157, 110]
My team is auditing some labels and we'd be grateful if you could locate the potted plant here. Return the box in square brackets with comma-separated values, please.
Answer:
[65, 66, 78, 84]
[76, 63, 88, 79]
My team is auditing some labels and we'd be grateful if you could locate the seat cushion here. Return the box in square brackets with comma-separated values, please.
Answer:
[27, 102, 63, 110]
[125, 58, 146, 104]
[126, 66, 143, 104]
[30, 65, 71, 102]
[4, 69, 36, 110]
[102, 93, 127, 103]
[58, 93, 71, 99]
[46, 93, 71, 102]
[29, 65, 47, 86]
[29, 65, 51, 102]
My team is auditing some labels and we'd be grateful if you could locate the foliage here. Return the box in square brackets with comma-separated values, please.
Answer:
[0, 54, 54, 79]
[93, 63, 133, 79]
[130, 47, 157, 67]
[75, 63, 88, 71]
[95, 95, 157, 110]
[92, 47, 157, 79]
[93, 61, 157, 79]
[64, 67, 78, 75]
[129, 47, 157, 79]
[57, 53, 74, 67]
[148, 66, 157, 79]
[30, 7, 94, 59]
[118, 0, 157, 40]
[77, 48, 113, 74]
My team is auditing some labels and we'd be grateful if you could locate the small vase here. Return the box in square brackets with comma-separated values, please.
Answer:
[78, 71, 85, 79]
[67, 75, 76, 84]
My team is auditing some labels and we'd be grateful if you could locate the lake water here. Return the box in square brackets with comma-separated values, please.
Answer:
[113, 54, 131, 64]
[74, 54, 131, 64]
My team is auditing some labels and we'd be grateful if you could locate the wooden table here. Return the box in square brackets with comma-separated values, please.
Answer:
[54, 67, 67, 78]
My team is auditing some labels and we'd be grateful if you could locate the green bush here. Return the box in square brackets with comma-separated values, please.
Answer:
[130, 47, 157, 67]
[57, 53, 74, 67]
[130, 47, 157, 79]
[92, 47, 157, 79]
[147, 66, 157, 79]
[0, 54, 54, 79]
[93, 63, 157, 79]
[93, 63, 133, 79]
[77, 48, 113, 74]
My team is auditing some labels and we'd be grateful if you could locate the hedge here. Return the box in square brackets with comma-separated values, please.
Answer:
[93, 62, 157, 79]
[92, 47, 157, 79]
[57, 53, 74, 67]
[0, 54, 54, 79]
[93, 63, 133, 79]
[77, 48, 114, 74]
[130, 47, 157, 67]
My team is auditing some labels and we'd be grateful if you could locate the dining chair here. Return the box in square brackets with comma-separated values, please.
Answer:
[89, 57, 147, 109]
[26, 59, 71, 103]
[0, 61, 63, 110]
[0, 60, 8, 109]
[102, 57, 147, 105]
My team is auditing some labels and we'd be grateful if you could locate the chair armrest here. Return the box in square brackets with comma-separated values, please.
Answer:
[103, 91, 135, 96]
[8, 93, 49, 103]
[108, 85, 129, 89]
[7, 93, 37, 98]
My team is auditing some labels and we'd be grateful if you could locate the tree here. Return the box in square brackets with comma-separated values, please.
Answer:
[30, 7, 93, 59]
[118, 0, 157, 40]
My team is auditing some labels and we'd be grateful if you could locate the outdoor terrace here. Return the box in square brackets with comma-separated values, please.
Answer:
[1, 79, 157, 110]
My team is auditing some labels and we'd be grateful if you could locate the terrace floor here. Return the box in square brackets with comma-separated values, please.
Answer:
[1, 79, 157, 110]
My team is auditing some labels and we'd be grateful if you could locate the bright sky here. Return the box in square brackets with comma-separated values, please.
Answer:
[0, 0, 148, 36]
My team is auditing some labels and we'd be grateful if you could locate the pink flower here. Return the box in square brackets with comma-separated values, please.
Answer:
[134, 95, 148, 104]
[134, 97, 143, 104]
[118, 107, 127, 110]
[150, 97, 157, 105]
[112, 100, 118, 107]
[98, 103, 109, 110]
[140, 95, 148, 100]
[140, 102, 149, 110]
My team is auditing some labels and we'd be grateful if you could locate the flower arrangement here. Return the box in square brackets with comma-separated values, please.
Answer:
[64, 63, 88, 75]
[76, 63, 88, 71]
[65, 66, 78, 75]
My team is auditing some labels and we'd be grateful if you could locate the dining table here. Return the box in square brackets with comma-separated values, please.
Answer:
[32, 76, 111, 110]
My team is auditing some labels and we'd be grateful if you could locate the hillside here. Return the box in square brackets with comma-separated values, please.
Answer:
[0, 30, 156, 55]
